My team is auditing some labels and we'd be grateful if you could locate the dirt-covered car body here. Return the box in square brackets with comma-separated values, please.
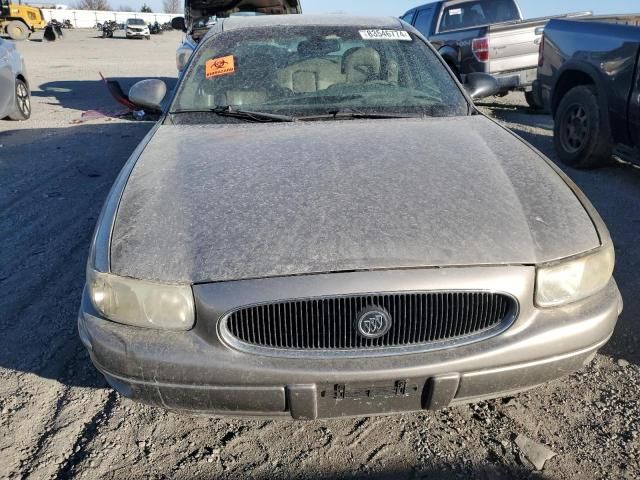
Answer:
[79, 15, 621, 419]
[0, 36, 30, 120]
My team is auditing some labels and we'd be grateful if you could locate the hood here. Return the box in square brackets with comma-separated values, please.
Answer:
[186, 0, 301, 25]
[110, 116, 600, 284]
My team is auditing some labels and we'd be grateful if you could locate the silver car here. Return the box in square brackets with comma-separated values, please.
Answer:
[0, 37, 30, 120]
[79, 15, 621, 419]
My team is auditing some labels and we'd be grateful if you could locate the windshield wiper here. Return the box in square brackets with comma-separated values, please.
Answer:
[171, 106, 295, 123]
[297, 109, 422, 121]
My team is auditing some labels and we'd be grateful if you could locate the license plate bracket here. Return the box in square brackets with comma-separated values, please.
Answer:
[316, 379, 425, 418]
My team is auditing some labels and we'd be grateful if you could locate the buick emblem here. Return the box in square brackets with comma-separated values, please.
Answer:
[356, 307, 392, 339]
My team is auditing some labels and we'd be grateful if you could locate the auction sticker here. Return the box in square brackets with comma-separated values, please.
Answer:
[206, 55, 236, 79]
[359, 30, 412, 41]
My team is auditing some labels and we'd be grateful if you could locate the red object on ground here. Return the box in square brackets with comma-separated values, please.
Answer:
[99, 72, 137, 110]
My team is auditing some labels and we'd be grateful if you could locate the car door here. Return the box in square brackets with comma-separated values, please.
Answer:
[0, 38, 15, 118]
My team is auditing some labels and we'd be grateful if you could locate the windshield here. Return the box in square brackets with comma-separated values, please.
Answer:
[127, 19, 146, 26]
[439, 0, 520, 32]
[171, 26, 469, 120]
[193, 12, 265, 28]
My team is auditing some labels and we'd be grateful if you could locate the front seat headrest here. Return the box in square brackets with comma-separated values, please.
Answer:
[342, 47, 381, 83]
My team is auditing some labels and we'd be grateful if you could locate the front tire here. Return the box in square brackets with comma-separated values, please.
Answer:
[7, 20, 30, 41]
[553, 85, 611, 169]
[9, 78, 31, 121]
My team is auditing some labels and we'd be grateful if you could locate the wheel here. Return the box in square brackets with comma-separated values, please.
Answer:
[525, 90, 543, 110]
[146, 36, 150, 40]
[6, 20, 29, 41]
[553, 85, 612, 169]
[9, 78, 31, 121]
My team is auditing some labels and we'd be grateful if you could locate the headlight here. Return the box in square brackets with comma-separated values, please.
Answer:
[87, 269, 195, 331]
[535, 244, 615, 308]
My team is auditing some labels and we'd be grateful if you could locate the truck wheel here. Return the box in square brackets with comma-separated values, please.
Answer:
[9, 78, 31, 121]
[7, 21, 30, 41]
[553, 85, 611, 169]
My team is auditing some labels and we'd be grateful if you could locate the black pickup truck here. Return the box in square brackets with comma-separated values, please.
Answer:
[535, 17, 640, 168]
[400, 0, 589, 107]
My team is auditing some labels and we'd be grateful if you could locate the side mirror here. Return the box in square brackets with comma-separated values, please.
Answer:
[129, 79, 167, 112]
[171, 16, 186, 32]
[464, 73, 500, 100]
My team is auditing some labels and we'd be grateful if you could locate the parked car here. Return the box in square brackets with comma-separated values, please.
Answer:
[535, 17, 640, 169]
[79, 15, 621, 419]
[0, 37, 30, 120]
[125, 18, 150, 40]
[400, 0, 590, 107]
[172, 0, 301, 71]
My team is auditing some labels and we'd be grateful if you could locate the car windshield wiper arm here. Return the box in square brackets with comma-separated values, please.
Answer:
[171, 106, 295, 123]
[211, 106, 296, 122]
[297, 109, 422, 121]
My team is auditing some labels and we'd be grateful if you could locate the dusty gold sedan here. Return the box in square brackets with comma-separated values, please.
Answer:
[79, 15, 621, 419]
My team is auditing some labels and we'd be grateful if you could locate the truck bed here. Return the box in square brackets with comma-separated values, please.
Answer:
[576, 14, 640, 27]
[486, 12, 591, 75]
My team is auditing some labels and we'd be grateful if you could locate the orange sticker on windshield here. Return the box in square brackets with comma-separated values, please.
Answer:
[206, 55, 236, 79]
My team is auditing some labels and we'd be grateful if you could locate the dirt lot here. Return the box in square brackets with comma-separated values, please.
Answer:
[1, 29, 639, 480]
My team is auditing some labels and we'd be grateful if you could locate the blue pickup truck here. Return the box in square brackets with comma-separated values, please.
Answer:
[535, 16, 640, 168]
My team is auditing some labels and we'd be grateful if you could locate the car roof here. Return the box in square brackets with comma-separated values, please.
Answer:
[204, 14, 404, 38]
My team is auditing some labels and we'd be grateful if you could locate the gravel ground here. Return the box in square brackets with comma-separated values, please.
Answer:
[1, 29, 639, 480]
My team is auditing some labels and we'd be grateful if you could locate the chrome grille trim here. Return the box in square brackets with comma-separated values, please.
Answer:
[218, 291, 518, 358]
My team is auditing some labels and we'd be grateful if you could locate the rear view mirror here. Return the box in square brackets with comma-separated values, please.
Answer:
[464, 73, 500, 100]
[129, 79, 167, 112]
[297, 38, 342, 56]
[171, 16, 186, 32]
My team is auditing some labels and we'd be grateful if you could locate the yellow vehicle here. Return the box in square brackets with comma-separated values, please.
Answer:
[1, 0, 46, 40]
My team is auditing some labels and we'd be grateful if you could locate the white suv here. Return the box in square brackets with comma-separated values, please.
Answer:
[125, 18, 150, 40]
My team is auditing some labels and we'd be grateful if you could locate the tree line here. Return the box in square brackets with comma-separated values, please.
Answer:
[74, 0, 182, 13]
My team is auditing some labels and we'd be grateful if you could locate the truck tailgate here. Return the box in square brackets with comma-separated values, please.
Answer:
[487, 13, 591, 74]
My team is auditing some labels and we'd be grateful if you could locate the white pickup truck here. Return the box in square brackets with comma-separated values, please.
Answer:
[401, 0, 591, 107]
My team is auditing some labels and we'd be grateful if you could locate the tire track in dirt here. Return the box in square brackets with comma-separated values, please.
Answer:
[16, 386, 72, 480]
[52, 390, 118, 480]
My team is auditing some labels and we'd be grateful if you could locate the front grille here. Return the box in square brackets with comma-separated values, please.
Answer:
[222, 292, 516, 352]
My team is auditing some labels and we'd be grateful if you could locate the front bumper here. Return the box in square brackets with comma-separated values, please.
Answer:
[78, 267, 621, 419]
